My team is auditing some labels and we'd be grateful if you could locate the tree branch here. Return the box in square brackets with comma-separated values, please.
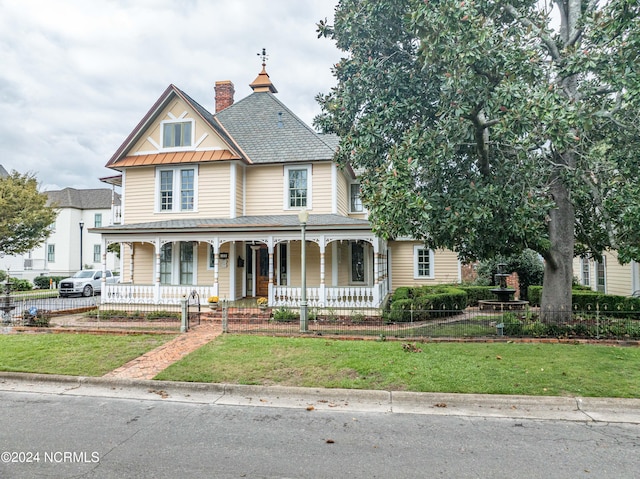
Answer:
[504, 4, 562, 63]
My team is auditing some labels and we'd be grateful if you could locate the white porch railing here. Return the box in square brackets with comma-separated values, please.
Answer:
[103, 284, 214, 305]
[103, 282, 388, 308]
[272, 283, 386, 309]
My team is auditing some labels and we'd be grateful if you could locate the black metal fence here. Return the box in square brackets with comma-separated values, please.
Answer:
[221, 305, 640, 341]
[4, 291, 640, 340]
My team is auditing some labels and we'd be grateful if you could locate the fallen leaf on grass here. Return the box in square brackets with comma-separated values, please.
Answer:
[306, 405, 315, 411]
[434, 403, 447, 408]
[496, 355, 502, 360]
[326, 439, 335, 444]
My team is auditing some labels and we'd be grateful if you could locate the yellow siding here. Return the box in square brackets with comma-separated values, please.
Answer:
[123, 163, 231, 223]
[123, 168, 155, 224]
[235, 164, 244, 217]
[603, 251, 633, 296]
[311, 164, 333, 214]
[390, 242, 459, 291]
[244, 165, 283, 215]
[198, 163, 230, 217]
[133, 243, 155, 284]
[288, 242, 321, 287]
[130, 98, 228, 154]
[336, 169, 349, 216]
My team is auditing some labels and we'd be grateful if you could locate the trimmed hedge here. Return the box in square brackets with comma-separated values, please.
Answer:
[456, 285, 495, 306]
[387, 285, 467, 322]
[33, 276, 66, 289]
[527, 285, 640, 314]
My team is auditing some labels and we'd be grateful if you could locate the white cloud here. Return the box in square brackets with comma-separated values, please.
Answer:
[0, 0, 341, 190]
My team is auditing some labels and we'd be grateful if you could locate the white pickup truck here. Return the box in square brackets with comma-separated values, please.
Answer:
[58, 269, 120, 297]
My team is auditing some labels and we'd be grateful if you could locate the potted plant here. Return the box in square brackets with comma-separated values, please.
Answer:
[257, 297, 268, 310]
[207, 296, 219, 310]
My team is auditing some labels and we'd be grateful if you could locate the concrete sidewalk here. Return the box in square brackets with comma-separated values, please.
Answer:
[0, 371, 639, 424]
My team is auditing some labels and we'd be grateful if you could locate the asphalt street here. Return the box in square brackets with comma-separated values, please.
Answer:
[1, 374, 639, 478]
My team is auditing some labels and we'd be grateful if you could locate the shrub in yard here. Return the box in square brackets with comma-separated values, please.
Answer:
[502, 312, 523, 336]
[9, 278, 32, 291]
[391, 287, 412, 301]
[272, 307, 298, 322]
[146, 310, 180, 320]
[33, 276, 65, 289]
[456, 285, 495, 306]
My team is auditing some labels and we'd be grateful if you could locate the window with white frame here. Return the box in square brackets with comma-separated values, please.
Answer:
[47, 244, 55, 262]
[350, 183, 363, 212]
[581, 256, 590, 286]
[414, 245, 435, 279]
[285, 165, 311, 209]
[93, 244, 101, 263]
[160, 243, 172, 284]
[351, 242, 366, 283]
[162, 120, 192, 148]
[157, 167, 197, 212]
[94, 213, 102, 228]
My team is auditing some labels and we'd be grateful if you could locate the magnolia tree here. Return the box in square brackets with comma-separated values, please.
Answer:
[316, 0, 640, 320]
[0, 172, 57, 257]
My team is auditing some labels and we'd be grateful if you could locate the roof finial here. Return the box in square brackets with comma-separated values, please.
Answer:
[257, 48, 268, 68]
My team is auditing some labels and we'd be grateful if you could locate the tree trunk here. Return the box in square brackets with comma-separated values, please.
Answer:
[540, 171, 575, 323]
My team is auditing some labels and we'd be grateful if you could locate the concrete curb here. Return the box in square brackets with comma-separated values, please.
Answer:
[1, 372, 638, 423]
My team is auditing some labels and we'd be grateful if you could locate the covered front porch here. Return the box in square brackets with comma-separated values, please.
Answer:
[98, 216, 389, 309]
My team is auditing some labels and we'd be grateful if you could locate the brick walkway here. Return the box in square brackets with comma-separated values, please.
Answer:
[103, 322, 222, 380]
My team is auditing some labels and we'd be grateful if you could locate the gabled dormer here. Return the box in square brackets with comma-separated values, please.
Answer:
[106, 84, 245, 172]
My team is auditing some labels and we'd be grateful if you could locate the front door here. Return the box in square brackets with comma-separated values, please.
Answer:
[256, 246, 269, 297]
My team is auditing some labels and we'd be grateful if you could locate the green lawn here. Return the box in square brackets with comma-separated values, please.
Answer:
[155, 335, 640, 398]
[0, 334, 174, 376]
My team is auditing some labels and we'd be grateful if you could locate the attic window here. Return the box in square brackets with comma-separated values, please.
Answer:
[162, 121, 192, 148]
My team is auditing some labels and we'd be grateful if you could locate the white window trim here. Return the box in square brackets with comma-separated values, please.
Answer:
[283, 164, 312, 211]
[160, 118, 195, 151]
[349, 182, 364, 213]
[155, 165, 199, 213]
[413, 245, 435, 280]
[158, 241, 198, 285]
[349, 241, 369, 285]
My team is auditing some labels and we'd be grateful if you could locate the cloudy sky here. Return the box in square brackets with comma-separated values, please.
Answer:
[0, 0, 342, 191]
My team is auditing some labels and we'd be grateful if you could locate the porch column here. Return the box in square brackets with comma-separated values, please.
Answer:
[101, 237, 107, 305]
[250, 245, 261, 297]
[229, 242, 236, 300]
[129, 243, 134, 284]
[372, 241, 380, 306]
[154, 239, 161, 303]
[212, 241, 220, 298]
[268, 243, 274, 305]
[319, 242, 326, 306]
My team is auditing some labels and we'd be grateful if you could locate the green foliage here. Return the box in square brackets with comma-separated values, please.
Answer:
[9, 278, 32, 291]
[33, 276, 65, 289]
[272, 307, 299, 322]
[475, 250, 543, 300]
[0, 172, 57, 256]
[317, 0, 640, 317]
[456, 285, 496, 306]
[388, 285, 467, 322]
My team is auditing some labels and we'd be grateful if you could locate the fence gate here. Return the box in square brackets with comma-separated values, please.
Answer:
[187, 290, 201, 328]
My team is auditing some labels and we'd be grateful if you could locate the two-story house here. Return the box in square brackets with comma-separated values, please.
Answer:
[0, 176, 121, 280]
[95, 64, 461, 307]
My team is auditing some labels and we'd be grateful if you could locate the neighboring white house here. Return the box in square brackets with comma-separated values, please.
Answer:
[0, 183, 121, 282]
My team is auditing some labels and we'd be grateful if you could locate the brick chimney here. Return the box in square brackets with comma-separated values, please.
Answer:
[214, 80, 234, 112]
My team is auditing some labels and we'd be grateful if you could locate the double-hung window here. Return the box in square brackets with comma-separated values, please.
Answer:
[157, 167, 197, 212]
[350, 183, 363, 212]
[162, 121, 192, 148]
[285, 165, 311, 209]
[414, 245, 435, 279]
[93, 245, 101, 263]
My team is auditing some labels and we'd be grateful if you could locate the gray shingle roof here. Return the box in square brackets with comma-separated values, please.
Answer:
[46, 188, 121, 209]
[214, 92, 337, 164]
[95, 214, 370, 233]
[0, 165, 8, 177]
